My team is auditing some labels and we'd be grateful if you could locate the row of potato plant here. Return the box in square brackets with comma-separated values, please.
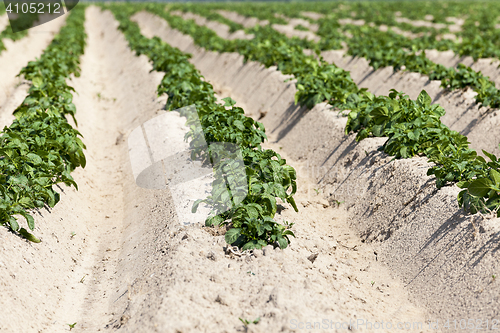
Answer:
[316, 21, 500, 109]
[186, 1, 500, 61]
[142, 4, 500, 217]
[0, 7, 86, 241]
[106, 4, 298, 250]
[322, 1, 500, 61]
[169, 3, 500, 110]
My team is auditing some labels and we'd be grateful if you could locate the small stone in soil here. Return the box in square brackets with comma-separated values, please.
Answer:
[307, 253, 319, 263]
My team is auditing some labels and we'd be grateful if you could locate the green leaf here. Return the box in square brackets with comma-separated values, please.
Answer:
[468, 178, 492, 197]
[242, 240, 260, 250]
[225, 228, 241, 244]
[26, 153, 43, 165]
[482, 149, 497, 162]
[19, 211, 35, 230]
[19, 228, 41, 243]
[277, 236, 288, 249]
[287, 196, 299, 212]
[205, 215, 223, 227]
[490, 169, 500, 186]
[222, 97, 237, 107]
[372, 124, 384, 137]
[32, 77, 43, 88]
[9, 216, 19, 232]
[192, 199, 203, 213]
[417, 90, 432, 107]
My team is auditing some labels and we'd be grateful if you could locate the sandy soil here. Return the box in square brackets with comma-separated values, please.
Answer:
[0, 14, 9, 32]
[2, 5, 500, 333]
[215, 10, 322, 44]
[274, 14, 319, 33]
[0, 6, 437, 333]
[0, 14, 66, 129]
[301, 12, 324, 21]
[0, 6, 166, 332]
[338, 18, 365, 26]
[133, 9, 500, 329]
[272, 23, 320, 42]
[217, 9, 269, 29]
[395, 16, 448, 30]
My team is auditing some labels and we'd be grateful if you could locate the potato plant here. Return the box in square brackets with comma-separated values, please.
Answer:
[0, 7, 86, 239]
[109, 6, 298, 250]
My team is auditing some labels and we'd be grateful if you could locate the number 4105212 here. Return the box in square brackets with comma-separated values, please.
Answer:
[6, 2, 62, 14]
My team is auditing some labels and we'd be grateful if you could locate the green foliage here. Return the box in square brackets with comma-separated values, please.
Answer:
[457, 147, 500, 217]
[294, 24, 309, 31]
[239, 317, 260, 327]
[109, 4, 298, 250]
[0, 7, 86, 237]
[137, 2, 500, 217]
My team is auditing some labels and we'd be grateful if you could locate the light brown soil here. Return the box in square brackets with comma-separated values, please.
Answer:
[301, 12, 324, 21]
[217, 9, 268, 28]
[288, 17, 318, 32]
[272, 23, 320, 42]
[0, 14, 9, 32]
[2, 6, 500, 333]
[0, 6, 165, 332]
[0, 14, 66, 128]
[274, 13, 319, 33]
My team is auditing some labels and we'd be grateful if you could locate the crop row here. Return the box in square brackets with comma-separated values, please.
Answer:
[324, 1, 500, 61]
[319, 22, 500, 109]
[0, 7, 86, 241]
[166, 1, 500, 62]
[132, 3, 500, 217]
[172, 4, 500, 111]
[106, 4, 298, 250]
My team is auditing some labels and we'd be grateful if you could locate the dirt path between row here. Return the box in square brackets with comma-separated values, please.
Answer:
[0, 6, 166, 332]
[213, 10, 320, 42]
[170, 10, 252, 40]
[0, 14, 66, 129]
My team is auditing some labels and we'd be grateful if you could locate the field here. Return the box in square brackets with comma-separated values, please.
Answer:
[1, 1, 500, 332]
